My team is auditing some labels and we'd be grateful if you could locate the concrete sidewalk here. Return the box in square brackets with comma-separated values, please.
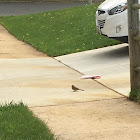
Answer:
[1, 24, 140, 140]
[0, 25, 122, 106]
[56, 43, 130, 96]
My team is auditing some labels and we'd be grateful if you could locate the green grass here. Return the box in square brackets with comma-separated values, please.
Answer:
[129, 90, 140, 103]
[0, 4, 120, 57]
[0, 102, 56, 140]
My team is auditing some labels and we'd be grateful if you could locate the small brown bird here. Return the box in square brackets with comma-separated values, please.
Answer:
[72, 85, 84, 92]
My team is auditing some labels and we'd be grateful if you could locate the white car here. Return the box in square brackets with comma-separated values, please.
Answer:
[96, 0, 128, 42]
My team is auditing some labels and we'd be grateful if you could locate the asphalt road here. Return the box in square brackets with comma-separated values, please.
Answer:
[0, 2, 86, 16]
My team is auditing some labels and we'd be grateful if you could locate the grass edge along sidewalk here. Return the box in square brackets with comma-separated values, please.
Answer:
[0, 4, 120, 57]
[0, 102, 57, 140]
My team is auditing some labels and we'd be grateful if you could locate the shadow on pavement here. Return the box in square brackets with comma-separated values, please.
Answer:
[92, 45, 129, 60]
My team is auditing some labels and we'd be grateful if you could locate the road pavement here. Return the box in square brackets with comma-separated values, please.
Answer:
[0, 2, 86, 16]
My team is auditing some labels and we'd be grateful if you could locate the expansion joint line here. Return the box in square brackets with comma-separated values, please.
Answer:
[29, 97, 126, 108]
[53, 57, 127, 98]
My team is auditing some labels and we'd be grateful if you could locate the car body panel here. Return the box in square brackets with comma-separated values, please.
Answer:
[95, 0, 140, 42]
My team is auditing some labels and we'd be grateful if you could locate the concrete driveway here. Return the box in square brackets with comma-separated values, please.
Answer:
[0, 25, 122, 107]
[1, 24, 140, 140]
[55, 43, 130, 96]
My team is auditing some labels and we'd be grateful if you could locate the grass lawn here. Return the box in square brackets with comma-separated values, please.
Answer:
[0, 102, 56, 140]
[0, 4, 120, 57]
[129, 90, 140, 103]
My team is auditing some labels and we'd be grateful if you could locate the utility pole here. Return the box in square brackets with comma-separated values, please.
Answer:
[127, 0, 140, 92]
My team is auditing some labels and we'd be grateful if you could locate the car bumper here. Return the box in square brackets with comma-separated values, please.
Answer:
[96, 10, 128, 38]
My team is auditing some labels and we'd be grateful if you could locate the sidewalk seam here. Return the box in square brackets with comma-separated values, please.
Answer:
[29, 97, 126, 108]
[53, 57, 128, 98]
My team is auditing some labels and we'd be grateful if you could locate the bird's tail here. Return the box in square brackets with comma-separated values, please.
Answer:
[79, 89, 84, 91]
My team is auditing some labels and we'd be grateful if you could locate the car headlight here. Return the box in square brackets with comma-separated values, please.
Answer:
[108, 3, 127, 15]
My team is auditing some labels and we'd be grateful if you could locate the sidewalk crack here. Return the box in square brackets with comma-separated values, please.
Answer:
[29, 97, 126, 108]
